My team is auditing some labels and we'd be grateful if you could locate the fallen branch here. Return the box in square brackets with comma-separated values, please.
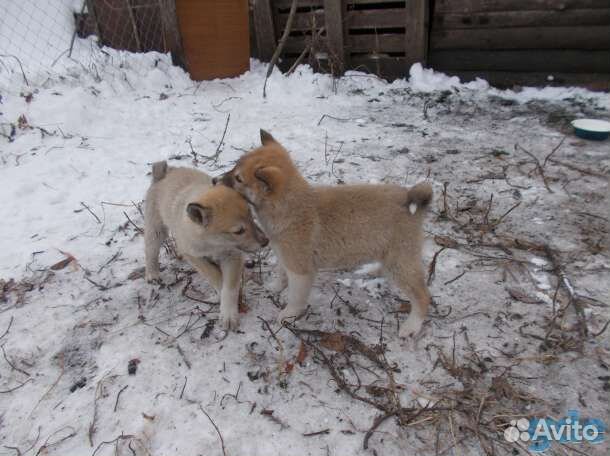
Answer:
[286, 26, 326, 76]
[543, 245, 588, 336]
[263, 0, 297, 98]
[515, 143, 553, 193]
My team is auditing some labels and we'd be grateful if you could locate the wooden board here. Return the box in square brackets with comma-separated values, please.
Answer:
[276, 9, 325, 32]
[348, 34, 405, 53]
[429, 50, 610, 72]
[176, 0, 249, 80]
[284, 35, 327, 54]
[431, 26, 610, 50]
[433, 8, 610, 29]
[274, 0, 324, 10]
[434, 0, 609, 13]
[349, 55, 407, 80]
[253, 0, 276, 61]
[325, 0, 347, 72]
[405, 0, 428, 65]
[349, 8, 408, 29]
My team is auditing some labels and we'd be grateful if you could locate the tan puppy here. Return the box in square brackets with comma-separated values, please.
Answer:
[214, 131, 433, 339]
[144, 161, 268, 329]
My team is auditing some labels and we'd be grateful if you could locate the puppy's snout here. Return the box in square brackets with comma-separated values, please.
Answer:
[212, 177, 218, 185]
[259, 236, 269, 248]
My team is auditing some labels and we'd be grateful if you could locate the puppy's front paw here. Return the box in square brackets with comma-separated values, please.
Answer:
[399, 316, 424, 340]
[277, 307, 302, 325]
[267, 276, 287, 294]
[145, 269, 160, 283]
[219, 306, 240, 331]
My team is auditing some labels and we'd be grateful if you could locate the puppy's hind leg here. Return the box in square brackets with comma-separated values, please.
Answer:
[384, 260, 431, 340]
[278, 270, 314, 324]
[144, 206, 167, 282]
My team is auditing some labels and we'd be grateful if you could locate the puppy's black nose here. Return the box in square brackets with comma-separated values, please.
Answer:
[212, 177, 218, 185]
[260, 237, 269, 248]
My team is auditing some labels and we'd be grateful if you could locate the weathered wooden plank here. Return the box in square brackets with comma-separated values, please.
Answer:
[348, 8, 407, 29]
[429, 50, 610, 73]
[434, 0, 609, 13]
[283, 35, 329, 54]
[277, 9, 325, 31]
[348, 33, 406, 53]
[349, 55, 407, 80]
[276, 0, 402, 6]
[405, 0, 428, 65]
[274, 0, 324, 9]
[450, 70, 610, 90]
[433, 8, 610, 29]
[324, 0, 347, 73]
[431, 26, 610, 50]
[347, 0, 406, 4]
[253, 0, 276, 61]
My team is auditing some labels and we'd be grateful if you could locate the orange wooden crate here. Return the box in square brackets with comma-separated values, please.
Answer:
[176, 0, 250, 80]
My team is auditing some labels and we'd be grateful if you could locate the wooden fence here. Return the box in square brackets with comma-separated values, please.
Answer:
[251, 0, 610, 88]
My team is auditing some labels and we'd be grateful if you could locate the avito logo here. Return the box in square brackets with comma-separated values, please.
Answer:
[504, 410, 606, 452]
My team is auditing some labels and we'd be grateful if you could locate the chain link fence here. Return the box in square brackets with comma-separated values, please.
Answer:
[0, 0, 178, 89]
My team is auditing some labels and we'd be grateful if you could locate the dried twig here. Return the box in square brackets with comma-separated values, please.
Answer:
[1, 344, 30, 376]
[0, 54, 29, 85]
[543, 245, 588, 336]
[427, 247, 446, 286]
[123, 211, 143, 234]
[0, 378, 32, 393]
[286, 26, 326, 76]
[80, 202, 102, 224]
[0, 316, 14, 341]
[176, 344, 191, 369]
[199, 405, 227, 456]
[180, 376, 187, 399]
[263, 0, 297, 98]
[113, 385, 128, 412]
[515, 143, 553, 193]
[91, 434, 134, 456]
[542, 136, 566, 168]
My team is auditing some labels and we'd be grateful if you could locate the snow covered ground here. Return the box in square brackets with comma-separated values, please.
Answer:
[1, 41, 609, 456]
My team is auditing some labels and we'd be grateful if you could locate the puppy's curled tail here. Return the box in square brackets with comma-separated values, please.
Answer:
[406, 182, 433, 215]
[152, 161, 168, 182]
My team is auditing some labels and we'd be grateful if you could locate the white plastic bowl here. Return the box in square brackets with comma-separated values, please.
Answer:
[571, 119, 610, 140]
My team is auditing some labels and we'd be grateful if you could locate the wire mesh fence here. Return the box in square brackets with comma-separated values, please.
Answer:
[0, 0, 178, 89]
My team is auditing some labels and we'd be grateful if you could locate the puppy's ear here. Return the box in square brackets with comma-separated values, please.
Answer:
[186, 203, 212, 226]
[254, 166, 282, 194]
[260, 129, 276, 146]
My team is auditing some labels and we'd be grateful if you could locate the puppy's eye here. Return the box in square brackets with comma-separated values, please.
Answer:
[233, 227, 245, 235]
[235, 174, 242, 183]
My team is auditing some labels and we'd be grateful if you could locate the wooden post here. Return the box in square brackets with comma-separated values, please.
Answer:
[405, 0, 429, 68]
[158, 0, 186, 68]
[85, 0, 102, 45]
[253, 0, 276, 61]
[124, 0, 142, 52]
[324, 0, 347, 75]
